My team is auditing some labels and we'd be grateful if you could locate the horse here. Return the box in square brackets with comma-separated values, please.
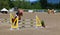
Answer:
[16, 9, 23, 20]
[48, 9, 54, 14]
[12, 9, 24, 23]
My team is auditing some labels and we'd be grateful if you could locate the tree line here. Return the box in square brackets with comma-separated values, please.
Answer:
[0, 0, 60, 9]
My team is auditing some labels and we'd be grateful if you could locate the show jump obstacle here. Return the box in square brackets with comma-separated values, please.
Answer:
[10, 13, 19, 30]
[10, 13, 45, 30]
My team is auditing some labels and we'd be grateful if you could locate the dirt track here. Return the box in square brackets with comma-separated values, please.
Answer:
[0, 12, 60, 35]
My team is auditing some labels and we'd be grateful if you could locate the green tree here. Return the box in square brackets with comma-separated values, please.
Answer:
[39, 0, 47, 9]
[0, 0, 10, 9]
[8, 0, 14, 8]
[31, 2, 41, 9]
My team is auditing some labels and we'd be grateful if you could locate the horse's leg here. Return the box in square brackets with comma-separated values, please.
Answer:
[18, 16, 21, 23]
[12, 18, 14, 23]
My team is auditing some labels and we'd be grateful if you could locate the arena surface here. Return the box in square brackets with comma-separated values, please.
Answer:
[0, 12, 60, 35]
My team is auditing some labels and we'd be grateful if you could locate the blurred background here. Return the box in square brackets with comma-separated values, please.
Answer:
[0, 0, 60, 12]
